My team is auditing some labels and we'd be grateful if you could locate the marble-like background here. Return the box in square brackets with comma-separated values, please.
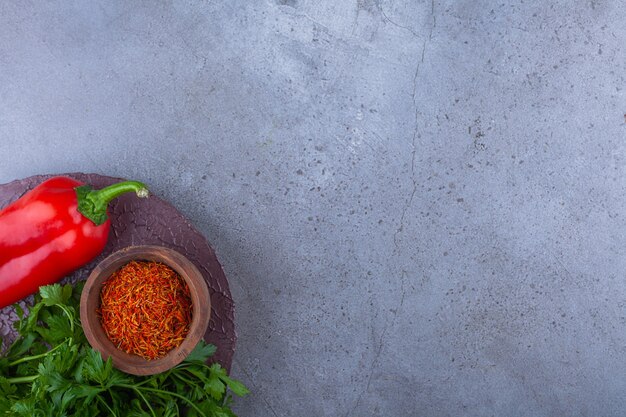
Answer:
[2, 1, 626, 415]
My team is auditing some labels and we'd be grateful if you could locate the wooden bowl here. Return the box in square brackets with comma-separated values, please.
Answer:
[80, 245, 211, 376]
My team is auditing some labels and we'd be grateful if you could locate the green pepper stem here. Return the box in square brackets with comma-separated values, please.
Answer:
[75, 180, 149, 226]
[90, 181, 149, 204]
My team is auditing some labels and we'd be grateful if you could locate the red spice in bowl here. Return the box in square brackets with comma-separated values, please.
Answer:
[81, 245, 210, 376]
[97, 261, 193, 360]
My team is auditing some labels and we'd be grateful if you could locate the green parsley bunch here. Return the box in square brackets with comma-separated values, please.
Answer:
[0, 283, 248, 416]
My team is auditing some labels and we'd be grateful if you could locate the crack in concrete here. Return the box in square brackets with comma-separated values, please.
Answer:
[392, 96, 418, 249]
[392, 0, 436, 252]
[380, 6, 419, 38]
[344, 273, 407, 417]
[392, 44, 426, 251]
[379, 0, 436, 39]
[345, 3, 436, 416]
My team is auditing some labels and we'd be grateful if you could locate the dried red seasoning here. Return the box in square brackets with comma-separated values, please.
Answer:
[97, 260, 193, 360]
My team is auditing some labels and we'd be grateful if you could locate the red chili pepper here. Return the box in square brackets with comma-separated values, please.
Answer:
[0, 176, 148, 308]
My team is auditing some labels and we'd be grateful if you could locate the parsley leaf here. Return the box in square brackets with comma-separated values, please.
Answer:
[184, 340, 217, 363]
[39, 284, 72, 306]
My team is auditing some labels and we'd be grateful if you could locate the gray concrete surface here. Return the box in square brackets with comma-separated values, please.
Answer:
[1, 0, 626, 415]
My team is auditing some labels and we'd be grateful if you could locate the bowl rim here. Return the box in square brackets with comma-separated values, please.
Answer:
[80, 245, 211, 376]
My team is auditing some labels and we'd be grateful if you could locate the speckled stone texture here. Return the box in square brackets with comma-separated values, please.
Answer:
[0, 174, 235, 370]
[2, 0, 626, 416]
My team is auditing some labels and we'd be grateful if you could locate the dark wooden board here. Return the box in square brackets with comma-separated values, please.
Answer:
[0, 173, 236, 371]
